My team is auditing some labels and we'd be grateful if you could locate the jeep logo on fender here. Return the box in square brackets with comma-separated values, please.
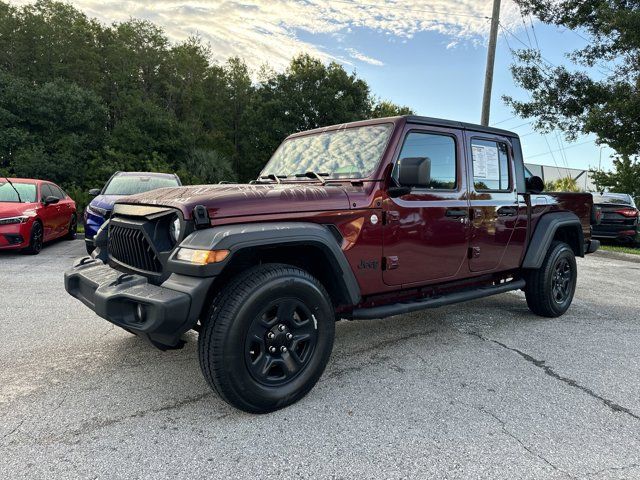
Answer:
[358, 259, 379, 270]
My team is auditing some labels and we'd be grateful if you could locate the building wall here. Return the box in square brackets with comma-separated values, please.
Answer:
[524, 163, 597, 191]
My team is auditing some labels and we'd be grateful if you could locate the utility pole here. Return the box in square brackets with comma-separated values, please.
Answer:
[481, 0, 502, 126]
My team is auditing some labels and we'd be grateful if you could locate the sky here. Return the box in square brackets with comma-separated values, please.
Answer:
[11, 0, 617, 171]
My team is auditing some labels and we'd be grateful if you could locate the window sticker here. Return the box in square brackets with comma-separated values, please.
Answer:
[472, 144, 500, 181]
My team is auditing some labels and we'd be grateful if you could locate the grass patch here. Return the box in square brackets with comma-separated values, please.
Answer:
[77, 224, 85, 234]
[600, 244, 640, 255]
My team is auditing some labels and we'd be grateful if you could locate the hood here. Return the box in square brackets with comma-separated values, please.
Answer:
[116, 184, 351, 220]
[90, 194, 123, 211]
[0, 202, 37, 219]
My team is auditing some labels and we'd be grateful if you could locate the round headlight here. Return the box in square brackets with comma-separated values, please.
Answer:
[170, 216, 181, 243]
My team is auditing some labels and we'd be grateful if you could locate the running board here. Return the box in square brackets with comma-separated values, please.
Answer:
[351, 279, 526, 320]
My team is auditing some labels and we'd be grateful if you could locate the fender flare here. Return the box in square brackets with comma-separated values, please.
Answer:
[167, 222, 361, 305]
[522, 211, 584, 269]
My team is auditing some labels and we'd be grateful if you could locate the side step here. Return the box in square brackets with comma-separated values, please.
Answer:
[351, 279, 526, 320]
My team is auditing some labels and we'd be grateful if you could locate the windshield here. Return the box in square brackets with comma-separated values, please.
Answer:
[0, 182, 37, 203]
[591, 193, 635, 207]
[103, 175, 179, 196]
[261, 124, 394, 180]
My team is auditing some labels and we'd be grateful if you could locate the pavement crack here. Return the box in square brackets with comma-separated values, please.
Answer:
[35, 392, 214, 445]
[1, 418, 25, 443]
[480, 407, 576, 479]
[469, 331, 640, 422]
[586, 463, 640, 477]
[326, 329, 436, 380]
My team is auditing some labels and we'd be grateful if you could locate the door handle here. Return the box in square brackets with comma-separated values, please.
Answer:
[445, 209, 468, 218]
[497, 206, 518, 216]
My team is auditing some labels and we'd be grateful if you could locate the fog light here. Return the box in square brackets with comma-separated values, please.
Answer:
[135, 304, 146, 323]
[176, 248, 230, 265]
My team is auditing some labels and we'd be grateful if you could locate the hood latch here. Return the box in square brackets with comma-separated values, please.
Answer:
[193, 205, 210, 229]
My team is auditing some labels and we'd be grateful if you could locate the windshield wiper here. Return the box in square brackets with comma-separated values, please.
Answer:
[294, 171, 330, 185]
[2, 177, 22, 203]
[257, 174, 287, 184]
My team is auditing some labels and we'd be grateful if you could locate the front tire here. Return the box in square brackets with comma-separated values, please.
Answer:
[23, 221, 43, 255]
[524, 241, 577, 317]
[198, 264, 335, 413]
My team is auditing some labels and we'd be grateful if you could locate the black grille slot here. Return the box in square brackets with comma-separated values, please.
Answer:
[108, 224, 162, 273]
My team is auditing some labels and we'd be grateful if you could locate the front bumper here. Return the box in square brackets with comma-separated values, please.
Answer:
[64, 257, 214, 348]
[0, 220, 31, 250]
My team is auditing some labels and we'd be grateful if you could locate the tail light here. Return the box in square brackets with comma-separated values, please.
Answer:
[591, 205, 602, 225]
[615, 208, 639, 218]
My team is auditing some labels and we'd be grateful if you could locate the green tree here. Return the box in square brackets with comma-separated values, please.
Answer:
[506, 1, 640, 157]
[550, 176, 581, 192]
[370, 100, 414, 118]
[0, 1, 414, 191]
[0, 72, 107, 186]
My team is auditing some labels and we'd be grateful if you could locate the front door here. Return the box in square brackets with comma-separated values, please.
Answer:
[382, 126, 470, 286]
[39, 184, 59, 240]
[466, 134, 519, 272]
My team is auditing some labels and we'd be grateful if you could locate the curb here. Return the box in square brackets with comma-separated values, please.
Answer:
[592, 249, 640, 264]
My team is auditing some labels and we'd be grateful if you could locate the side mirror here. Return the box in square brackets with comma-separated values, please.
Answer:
[525, 175, 545, 194]
[44, 195, 59, 205]
[396, 157, 431, 188]
[88, 188, 101, 196]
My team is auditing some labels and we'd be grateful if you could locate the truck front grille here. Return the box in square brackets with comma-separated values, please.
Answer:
[108, 224, 162, 273]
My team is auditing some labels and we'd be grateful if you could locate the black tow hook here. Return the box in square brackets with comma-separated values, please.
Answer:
[115, 273, 133, 285]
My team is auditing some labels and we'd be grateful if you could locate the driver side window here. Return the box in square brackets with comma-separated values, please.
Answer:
[40, 184, 53, 202]
[393, 132, 457, 190]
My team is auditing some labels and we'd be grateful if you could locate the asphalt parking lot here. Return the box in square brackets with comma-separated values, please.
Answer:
[1, 239, 640, 479]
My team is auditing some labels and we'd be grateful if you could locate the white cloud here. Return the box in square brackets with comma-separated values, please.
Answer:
[345, 47, 384, 66]
[9, 0, 525, 71]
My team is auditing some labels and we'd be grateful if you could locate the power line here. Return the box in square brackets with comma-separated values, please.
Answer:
[528, 15, 541, 51]
[543, 134, 561, 171]
[490, 115, 517, 126]
[499, 21, 557, 68]
[526, 139, 595, 160]
[519, 11, 533, 48]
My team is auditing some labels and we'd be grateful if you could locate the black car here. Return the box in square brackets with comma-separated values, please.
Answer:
[591, 192, 639, 244]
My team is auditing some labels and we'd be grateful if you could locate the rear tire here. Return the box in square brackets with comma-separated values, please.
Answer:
[23, 221, 43, 255]
[524, 241, 577, 317]
[198, 264, 335, 413]
[66, 214, 77, 240]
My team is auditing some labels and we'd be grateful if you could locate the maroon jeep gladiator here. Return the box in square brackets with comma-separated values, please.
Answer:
[65, 115, 600, 413]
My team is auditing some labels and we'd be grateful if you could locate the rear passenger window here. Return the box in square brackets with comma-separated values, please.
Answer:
[394, 132, 457, 189]
[471, 139, 510, 191]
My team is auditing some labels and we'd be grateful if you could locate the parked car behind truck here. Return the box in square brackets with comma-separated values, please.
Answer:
[65, 115, 600, 413]
[84, 171, 181, 254]
[590, 192, 638, 245]
[0, 178, 76, 254]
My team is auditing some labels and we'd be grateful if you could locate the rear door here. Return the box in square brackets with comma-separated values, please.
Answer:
[382, 125, 470, 286]
[466, 133, 520, 272]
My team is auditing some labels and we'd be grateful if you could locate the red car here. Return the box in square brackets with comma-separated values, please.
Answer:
[0, 178, 77, 254]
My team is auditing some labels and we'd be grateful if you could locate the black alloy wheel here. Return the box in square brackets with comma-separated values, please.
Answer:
[551, 257, 572, 304]
[24, 221, 43, 255]
[245, 299, 319, 386]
